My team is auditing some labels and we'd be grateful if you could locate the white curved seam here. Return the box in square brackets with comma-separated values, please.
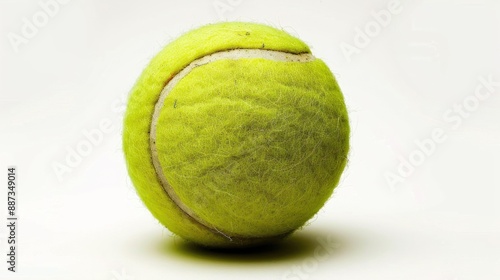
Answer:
[150, 49, 315, 240]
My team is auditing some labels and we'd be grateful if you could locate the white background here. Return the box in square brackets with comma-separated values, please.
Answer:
[1, 0, 499, 279]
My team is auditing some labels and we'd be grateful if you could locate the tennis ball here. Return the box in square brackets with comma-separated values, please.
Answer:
[123, 22, 349, 248]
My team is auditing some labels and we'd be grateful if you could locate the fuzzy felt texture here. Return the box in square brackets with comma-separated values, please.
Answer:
[123, 22, 349, 247]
